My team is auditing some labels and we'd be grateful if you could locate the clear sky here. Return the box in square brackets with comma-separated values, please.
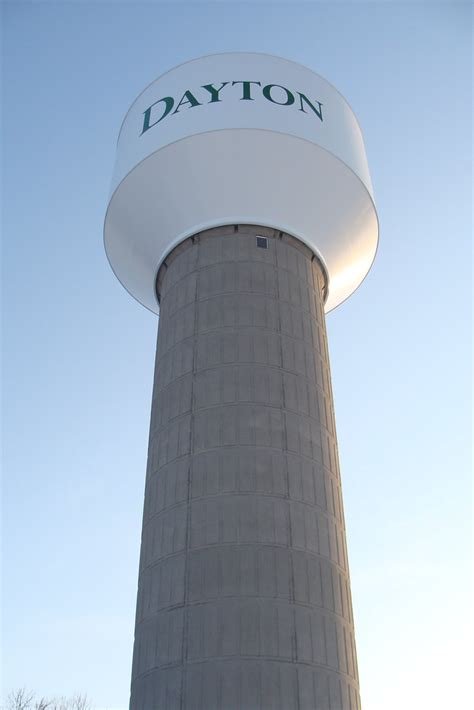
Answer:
[2, 1, 472, 709]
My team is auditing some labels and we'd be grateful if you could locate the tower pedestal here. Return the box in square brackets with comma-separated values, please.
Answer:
[130, 226, 360, 710]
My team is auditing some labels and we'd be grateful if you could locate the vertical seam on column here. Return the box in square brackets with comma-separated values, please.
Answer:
[181, 238, 199, 710]
[275, 232, 300, 710]
[327, 671, 333, 710]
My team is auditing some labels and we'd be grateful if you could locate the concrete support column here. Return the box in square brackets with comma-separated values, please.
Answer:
[129, 226, 360, 710]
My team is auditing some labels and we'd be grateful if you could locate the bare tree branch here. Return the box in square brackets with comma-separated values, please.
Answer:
[6, 689, 35, 710]
[5, 692, 93, 710]
[70, 696, 91, 710]
[34, 699, 52, 710]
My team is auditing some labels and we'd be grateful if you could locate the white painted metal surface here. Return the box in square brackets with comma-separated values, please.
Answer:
[104, 52, 378, 312]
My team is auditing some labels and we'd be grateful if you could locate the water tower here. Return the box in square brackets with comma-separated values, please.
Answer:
[104, 52, 378, 710]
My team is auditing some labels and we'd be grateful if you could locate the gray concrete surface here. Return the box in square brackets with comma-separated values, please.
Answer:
[129, 226, 360, 710]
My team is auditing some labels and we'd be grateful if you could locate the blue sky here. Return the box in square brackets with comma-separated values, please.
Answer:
[2, 1, 472, 709]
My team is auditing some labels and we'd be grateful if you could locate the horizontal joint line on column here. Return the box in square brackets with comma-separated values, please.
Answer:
[138, 542, 348, 576]
[132, 656, 359, 684]
[147, 447, 342, 486]
[156, 325, 325, 360]
[136, 597, 354, 628]
[143, 491, 343, 526]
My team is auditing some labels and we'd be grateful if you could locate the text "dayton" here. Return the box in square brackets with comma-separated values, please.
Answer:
[141, 81, 324, 135]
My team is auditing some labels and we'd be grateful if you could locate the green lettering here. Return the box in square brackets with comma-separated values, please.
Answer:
[141, 96, 174, 134]
[262, 84, 295, 106]
[201, 82, 229, 103]
[172, 90, 202, 114]
[231, 81, 261, 100]
[297, 93, 323, 121]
